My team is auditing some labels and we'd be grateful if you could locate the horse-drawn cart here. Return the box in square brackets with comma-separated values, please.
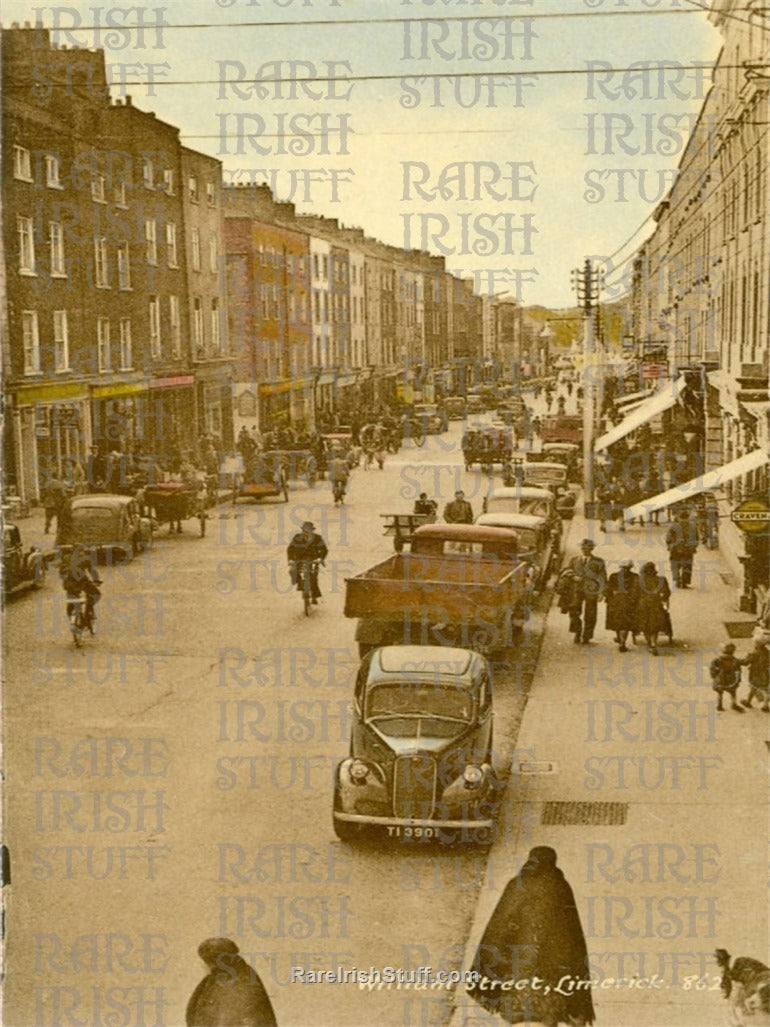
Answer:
[232, 451, 289, 504]
[143, 481, 207, 536]
[462, 424, 513, 470]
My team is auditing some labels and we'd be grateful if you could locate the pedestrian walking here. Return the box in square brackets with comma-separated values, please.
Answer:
[565, 539, 606, 645]
[666, 507, 699, 588]
[637, 561, 671, 654]
[468, 846, 595, 1026]
[605, 559, 639, 652]
[740, 637, 770, 711]
[709, 642, 744, 713]
[186, 937, 277, 1027]
[40, 476, 68, 534]
[443, 489, 474, 524]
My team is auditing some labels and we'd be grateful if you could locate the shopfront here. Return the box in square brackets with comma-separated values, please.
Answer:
[9, 381, 91, 503]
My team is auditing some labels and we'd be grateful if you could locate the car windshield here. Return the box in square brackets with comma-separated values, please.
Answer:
[366, 683, 472, 723]
[73, 508, 115, 521]
[526, 468, 565, 485]
[516, 529, 537, 552]
[521, 499, 550, 517]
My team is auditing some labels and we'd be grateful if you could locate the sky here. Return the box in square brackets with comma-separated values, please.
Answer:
[3, 0, 723, 306]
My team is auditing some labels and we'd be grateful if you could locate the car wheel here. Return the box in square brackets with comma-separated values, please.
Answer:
[333, 789, 359, 843]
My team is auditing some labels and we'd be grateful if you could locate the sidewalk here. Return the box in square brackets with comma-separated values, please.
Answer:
[451, 506, 768, 1027]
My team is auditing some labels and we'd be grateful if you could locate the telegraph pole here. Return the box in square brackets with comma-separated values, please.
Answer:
[572, 259, 601, 508]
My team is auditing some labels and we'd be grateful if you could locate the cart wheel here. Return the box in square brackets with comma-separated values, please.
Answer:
[199, 511, 206, 537]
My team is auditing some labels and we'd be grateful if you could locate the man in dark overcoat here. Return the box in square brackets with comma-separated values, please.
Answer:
[566, 539, 607, 644]
[186, 938, 277, 1027]
[468, 846, 595, 1026]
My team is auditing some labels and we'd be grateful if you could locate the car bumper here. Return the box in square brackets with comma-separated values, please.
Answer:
[333, 811, 495, 840]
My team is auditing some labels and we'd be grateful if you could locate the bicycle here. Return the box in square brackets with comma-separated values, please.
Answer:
[292, 560, 321, 616]
[66, 594, 95, 647]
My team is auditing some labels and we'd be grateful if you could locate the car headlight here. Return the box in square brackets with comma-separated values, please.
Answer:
[463, 765, 484, 789]
[350, 760, 370, 784]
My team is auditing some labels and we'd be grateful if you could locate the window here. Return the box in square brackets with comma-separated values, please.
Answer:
[91, 174, 106, 203]
[209, 236, 218, 273]
[206, 182, 215, 206]
[119, 318, 132, 369]
[18, 216, 36, 274]
[143, 157, 154, 189]
[149, 296, 161, 358]
[53, 310, 70, 371]
[193, 298, 204, 351]
[14, 145, 32, 182]
[191, 228, 200, 271]
[188, 175, 199, 202]
[46, 155, 62, 188]
[49, 221, 66, 277]
[322, 255, 329, 280]
[22, 311, 40, 374]
[97, 317, 111, 371]
[145, 219, 157, 265]
[117, 243, 131, 290]
[313, 254, 319, 278]
[193, 297, 205, 353]
[115, 180, 128, 207]
[94, 236, 109, 287]
[211, 299, 221, 351]
[166, 222, 178, 267]
[163, 169, 174, 195]
[169, 295, 181, 357]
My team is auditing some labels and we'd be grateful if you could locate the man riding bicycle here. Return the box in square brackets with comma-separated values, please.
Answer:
[287, 521, 329, 604]
[59, 544, 102, 632]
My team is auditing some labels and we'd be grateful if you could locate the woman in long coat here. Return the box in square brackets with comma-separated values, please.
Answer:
[468, 847, 595, 1026]
[605, 560, 639, 652]
[186, 938, 277, 1027]
[636, 561, 671, 655]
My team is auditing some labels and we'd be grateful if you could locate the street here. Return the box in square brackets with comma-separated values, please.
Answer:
[4, 422, 553, 1027]
[5, 396, 769, 1027]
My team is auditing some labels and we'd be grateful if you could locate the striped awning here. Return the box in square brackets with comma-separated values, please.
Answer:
[595, 376, 687, 452]
[624, 448, 770, 520]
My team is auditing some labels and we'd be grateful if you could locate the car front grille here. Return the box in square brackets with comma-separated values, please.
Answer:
[392, 754, 436, 819]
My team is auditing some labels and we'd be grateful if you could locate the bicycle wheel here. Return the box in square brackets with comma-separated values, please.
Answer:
[303, 576, 312, 616]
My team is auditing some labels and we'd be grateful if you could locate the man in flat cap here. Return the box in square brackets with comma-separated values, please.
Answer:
[186, 938, 277, 1026]
[565, 539, 606, 645]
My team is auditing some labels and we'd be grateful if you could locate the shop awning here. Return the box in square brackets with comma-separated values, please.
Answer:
[595, 375, 686, 452]
[616, 389, 649, 407]
[624, 448, 770, 520]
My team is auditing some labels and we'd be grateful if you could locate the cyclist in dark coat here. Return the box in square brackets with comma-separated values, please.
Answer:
[287, 521, 328, 602]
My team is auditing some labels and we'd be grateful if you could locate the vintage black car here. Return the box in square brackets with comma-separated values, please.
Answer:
[2, 523, 49, 599]
[333, 645, 498, 844]
[476, 511, 559, 593]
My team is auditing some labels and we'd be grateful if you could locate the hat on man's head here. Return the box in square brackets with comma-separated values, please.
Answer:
[619, 559, 633, 568]
[580, 538, 596, 548]
[721, 642, 736, 653]
[301, 521, 315, 531]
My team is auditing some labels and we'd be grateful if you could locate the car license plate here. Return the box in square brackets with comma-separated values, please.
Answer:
[385, 825, 436, 839]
